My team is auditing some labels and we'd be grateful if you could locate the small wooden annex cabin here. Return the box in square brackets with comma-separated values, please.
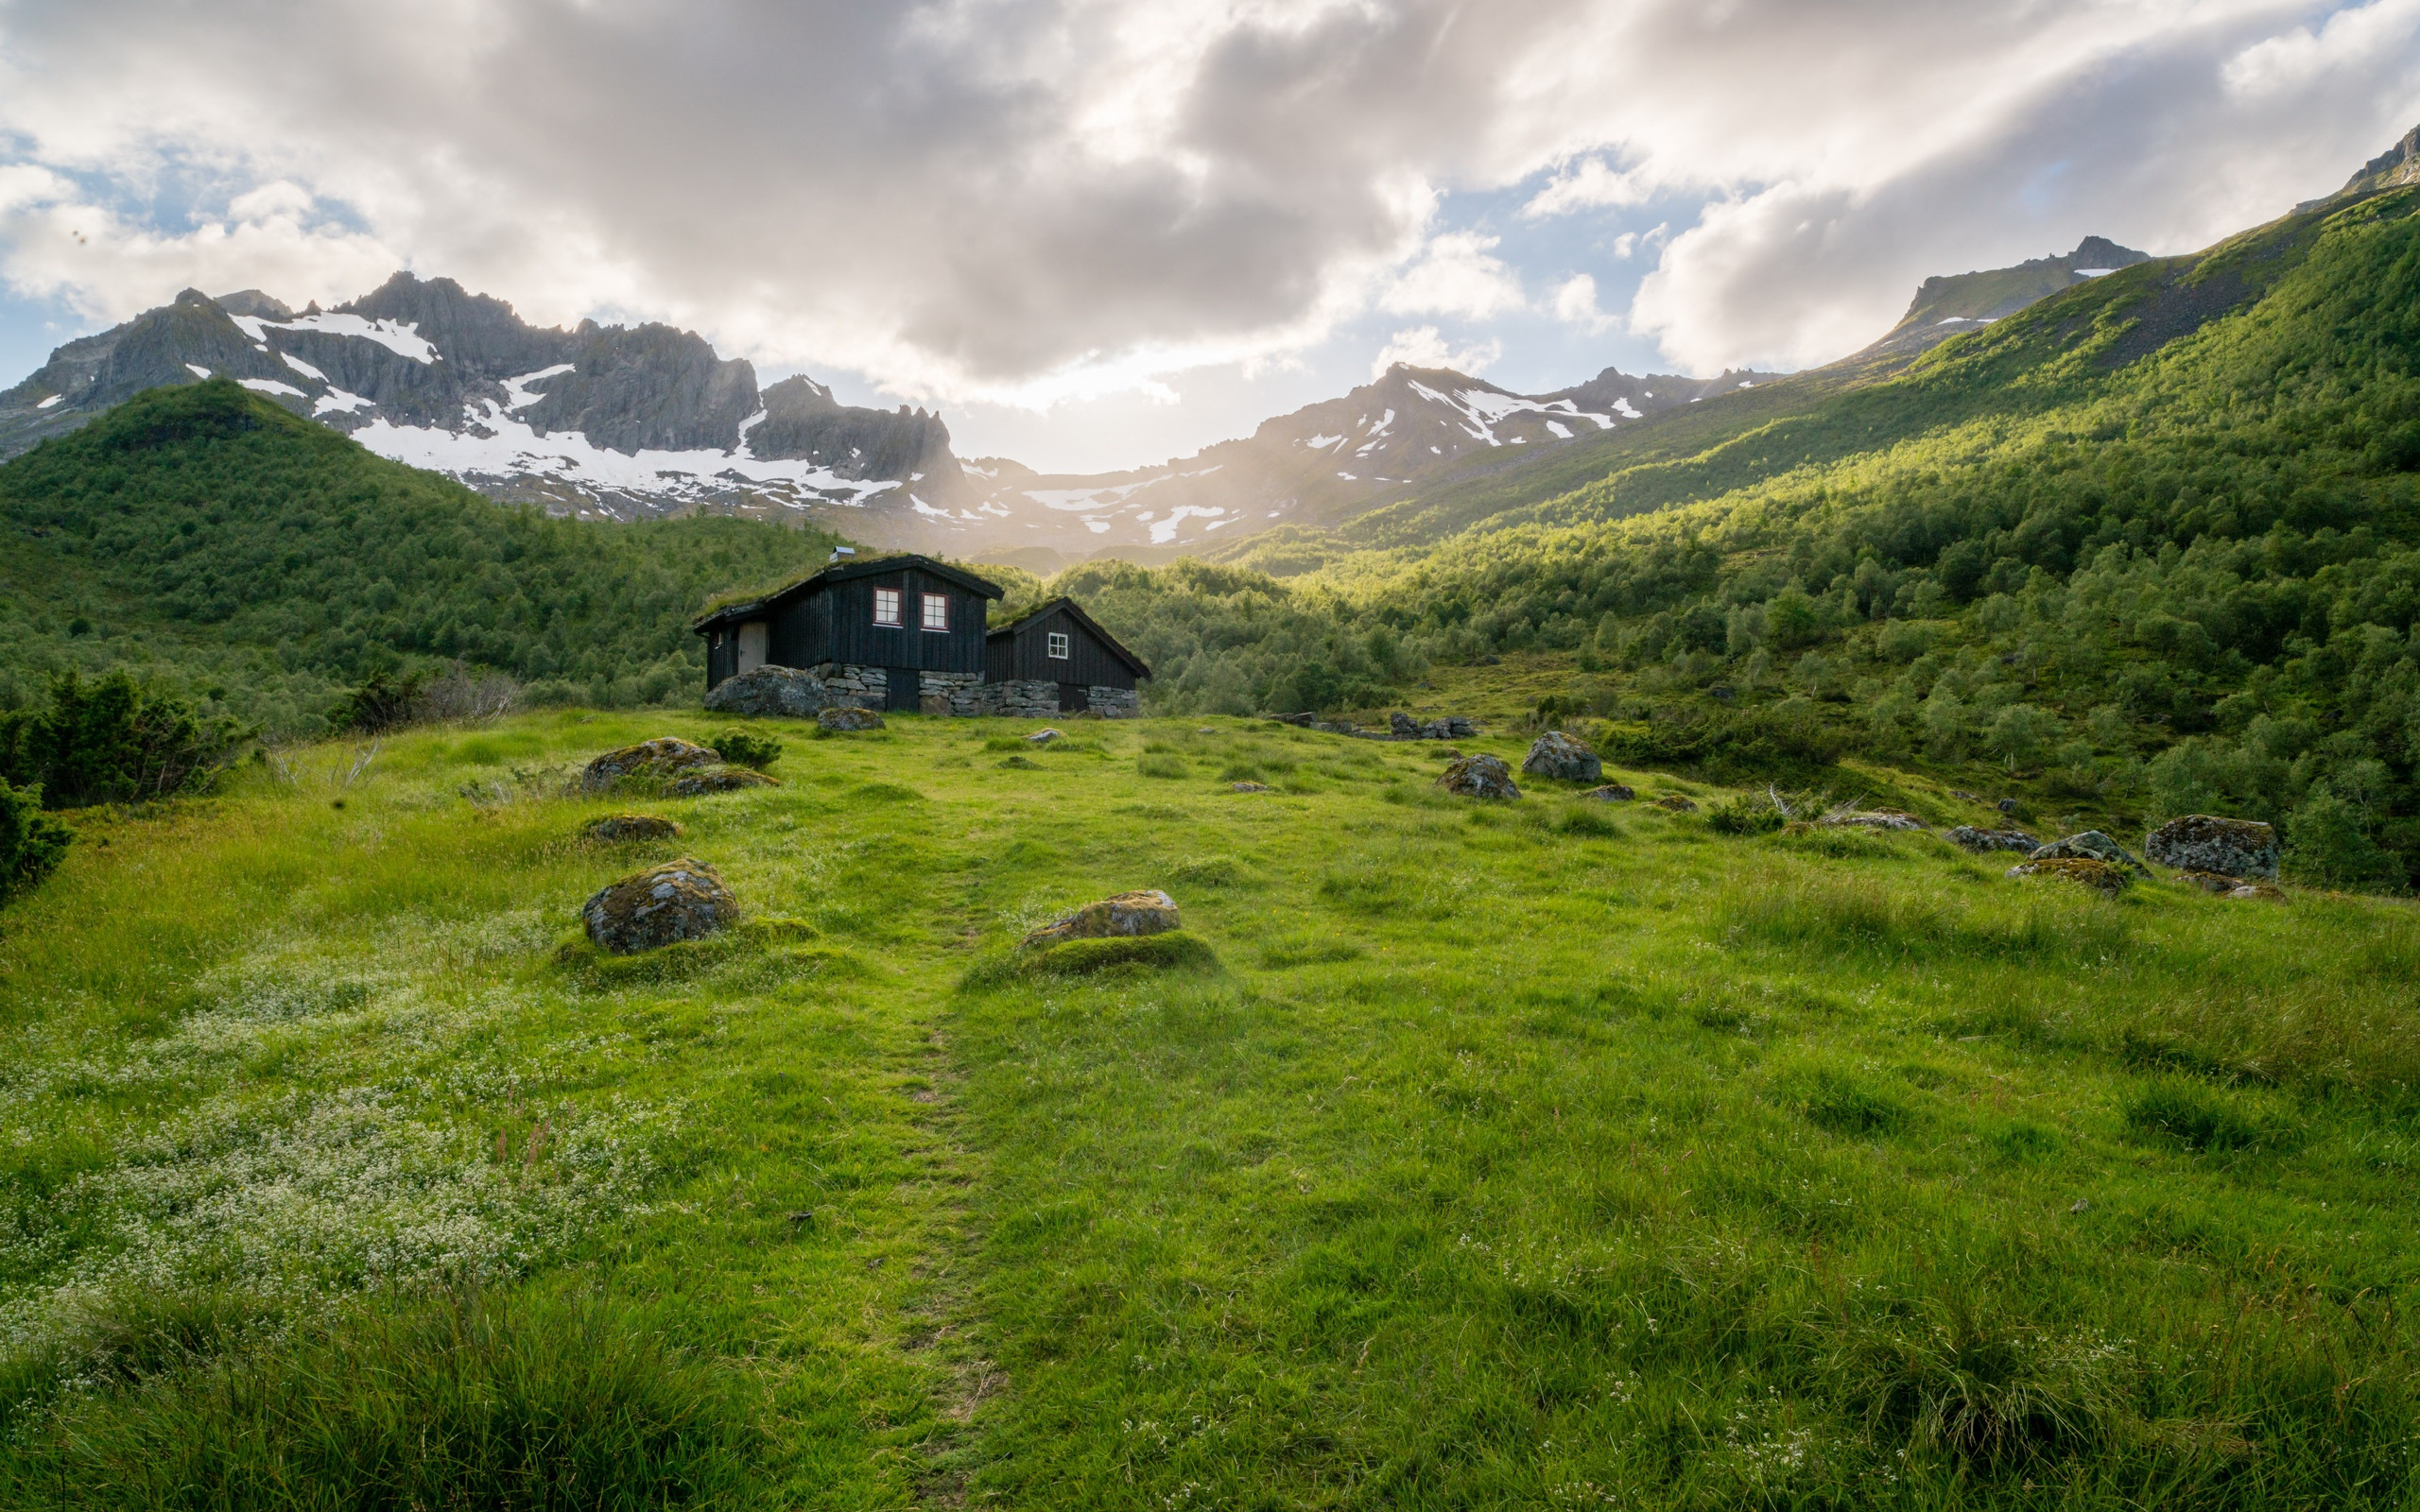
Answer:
[695, 554, 1002, 713]
[986, 596, 1151, 715]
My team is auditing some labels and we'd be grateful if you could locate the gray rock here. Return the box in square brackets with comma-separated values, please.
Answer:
[1522, 730, 1603, 783]
[1024, 889, 1181, 947]
[2030, 831, 2147, 872]
[2145, 815, 2278, 880]
[1026, 728, 1063, 746]
[1437, 754, 1521, 799]
[705, 665, 833, 718]
[1230, 782, 1273, 793]
[818, 706, 884, 732]
[2006, 857, 2133, 894]
[1825, 810, 1926, 831]
[1581, 783, 1636, 802]
[1947, 825, 2040, 853]
[581, 858, 736, 954]
[580, 737, 720, 793]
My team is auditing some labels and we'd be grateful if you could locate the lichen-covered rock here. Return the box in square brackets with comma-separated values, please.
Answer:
[818, 706, 885, 732]
[2030, 831, 2148, 872]
[704, 665, 832, 717]
[1230, 782, 1273, 793]
[2006, 857, 2133, 895]
[1024, 889, 1181, 947]
[581, 858, 736, 954]
[2224, 881, 2289, 902]
[1948, 825, 2040, 853]
[1651, 795, 1698, 814]
[2145, 815, 2278, 880]
[1437, 753, 1521, 799]
[580, 738, 720, 793]
[1581, 783, 1636, 802]
[1825, 810, 1926, 831]
[667, 766, 781, 797]
[1522, 730, 1602, 783]
[585, 814, 682, 843]
[1026, 728, 1063, 746]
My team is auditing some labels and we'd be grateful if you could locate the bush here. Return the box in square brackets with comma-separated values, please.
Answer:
[0, 670, 246, 809]
[0, 776, 70, 902]
[711, 729, 784, 771]
[1705, 792, 1788, 835]
[332, 669, 424, 734]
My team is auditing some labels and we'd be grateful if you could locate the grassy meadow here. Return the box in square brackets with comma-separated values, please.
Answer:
[2, 708, 2417, 1508]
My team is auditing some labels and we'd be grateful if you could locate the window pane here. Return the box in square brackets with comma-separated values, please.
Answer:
[873, 589, 900, 626]
[1047, 631, 1069, 659]
[922, 593, 948, 630]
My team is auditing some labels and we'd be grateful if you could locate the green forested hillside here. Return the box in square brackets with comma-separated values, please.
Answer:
[0, 381, 840, 732]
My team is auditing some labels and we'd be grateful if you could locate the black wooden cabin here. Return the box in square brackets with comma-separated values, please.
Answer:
[985, 596, 1151, 713]
[696, 555, 1004, 712]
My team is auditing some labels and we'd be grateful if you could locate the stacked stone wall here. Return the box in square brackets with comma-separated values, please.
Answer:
[984, 679, 1061, 718]
[1088, 686, 1141, 718]
[920, 670, 987, 716]
[806, 662, 887, 708]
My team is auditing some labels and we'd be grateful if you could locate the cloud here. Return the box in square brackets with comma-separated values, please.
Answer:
[0, 0, 2414, 407]
[1379, 232, 1526, 318]
[1372, 325, 1502, 377]
[1550, 272, 1616, 333]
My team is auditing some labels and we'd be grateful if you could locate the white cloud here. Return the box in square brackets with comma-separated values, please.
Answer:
[1523, 157, 1651, 217]
[1550, 272, 1616, 333]
[1372, 325, 1502, 377]
[0, 0, 2414, 412]
[1379, 231, 1527, 319]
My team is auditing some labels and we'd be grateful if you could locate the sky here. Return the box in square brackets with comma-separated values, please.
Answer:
[1, 0, 2417, 475]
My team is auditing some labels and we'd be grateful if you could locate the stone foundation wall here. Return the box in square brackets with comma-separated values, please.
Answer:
[984, 679, 1061, 718]
[920, 669, 987, 717]
[805, 662, 887, 708]
[1088, 686, 1141, 718]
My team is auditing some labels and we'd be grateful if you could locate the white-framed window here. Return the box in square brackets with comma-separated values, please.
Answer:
[1046, 630, 1071, 660]
[873, 588, 901, 627]
[922, 593, 949, 631]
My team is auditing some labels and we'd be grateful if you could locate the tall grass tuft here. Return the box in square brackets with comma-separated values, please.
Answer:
[0, 1289, 758, 1511]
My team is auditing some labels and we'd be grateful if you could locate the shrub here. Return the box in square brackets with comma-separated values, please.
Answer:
[332, 669, 424, 733]
[711, 729, 784, 771]
[0, 670, 246, 809]
[2285, 791, 2401, 890]
[0, 775, 70, 902]
[1705, 792, 1788, 834]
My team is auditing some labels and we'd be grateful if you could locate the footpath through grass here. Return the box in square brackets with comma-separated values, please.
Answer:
[1, 711, 2416, 1508]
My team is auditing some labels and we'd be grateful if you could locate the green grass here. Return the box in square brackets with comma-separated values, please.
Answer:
[2, 710, 2417, 1507]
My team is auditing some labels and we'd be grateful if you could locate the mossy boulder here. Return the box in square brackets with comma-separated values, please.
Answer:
[1651, 795, 1698, 814]
[580, 738, 719, 793]
[668, 767, 780, 797]
[581, 858, 738, 954]
[2146, 815, 2279, 880]
[1437, 754, 1521, 799]
[585, 814, 682, 843]
[1023, 889, 1180, 947]
[1581, 783, 1635, 802]
[2031, 831, 2148, 873]
[1948, 825, 2039, 853]
[818, 707, 884, 732]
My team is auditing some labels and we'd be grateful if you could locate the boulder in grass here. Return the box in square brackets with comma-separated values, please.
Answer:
[1521, 730, 1602, 783]
[2144, 815, 2278, 880]
[704, 665, 830, 718]
[1436, 753, 1521, 799]
[1027, 728, 1064, 746]
[1581, 783, 1636, 802]
[585, 814, 682, 843]
[1651, 795, 1698, 814]
[2030, 831, 2148, 873]
[817, 706, 885, 732]
[2006, 857, 2133, 895]
[668, 766, 781, 797]
[1230, 782, 1273, 793]
[2178, 869, 2290, 902]
[1948, 825, 2040, 853]
[582, 858, 737, 954]
[1826, 810, 1926, 832]
[580, 737, 720, 793]
[1024, 889, 1181, 947]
